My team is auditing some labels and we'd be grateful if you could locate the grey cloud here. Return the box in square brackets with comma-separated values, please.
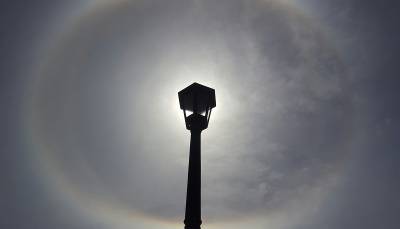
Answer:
[33, 0, 354, 221]
[2, 0, 399, 229]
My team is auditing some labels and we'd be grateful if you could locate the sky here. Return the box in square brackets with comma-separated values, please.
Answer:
[1, 0, 399, 229]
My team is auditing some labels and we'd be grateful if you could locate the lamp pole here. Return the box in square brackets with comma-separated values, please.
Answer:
[178, 83, 216, 229]
[184, 114, 206, 229]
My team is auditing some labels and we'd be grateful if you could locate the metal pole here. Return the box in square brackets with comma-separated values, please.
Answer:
[184, 128, 202, 229]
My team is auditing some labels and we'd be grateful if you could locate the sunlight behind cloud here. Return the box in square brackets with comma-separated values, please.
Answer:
[26, 0, 355, 228]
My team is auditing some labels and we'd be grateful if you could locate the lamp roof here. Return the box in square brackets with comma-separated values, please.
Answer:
[178, 82, 216, 112]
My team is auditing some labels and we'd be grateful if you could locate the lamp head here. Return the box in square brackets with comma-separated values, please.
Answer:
[178, 83, 216, 130]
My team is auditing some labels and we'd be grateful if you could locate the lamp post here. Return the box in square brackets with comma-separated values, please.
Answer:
[179, 83, 216, 229]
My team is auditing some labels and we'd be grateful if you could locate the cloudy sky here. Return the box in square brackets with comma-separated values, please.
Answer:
[1, 0, 399, 229]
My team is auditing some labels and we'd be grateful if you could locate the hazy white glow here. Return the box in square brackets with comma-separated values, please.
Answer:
[26, 0, 356, 229]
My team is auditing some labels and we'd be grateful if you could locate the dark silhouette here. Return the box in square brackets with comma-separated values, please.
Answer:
[178, 83, 216, 229]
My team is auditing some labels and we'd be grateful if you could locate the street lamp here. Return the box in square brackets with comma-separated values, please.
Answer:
[178, 82, 216, 229]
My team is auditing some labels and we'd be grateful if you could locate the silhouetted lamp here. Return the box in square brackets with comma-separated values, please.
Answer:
[178, 83, 216, 229]
[179, 83, 216, 130]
